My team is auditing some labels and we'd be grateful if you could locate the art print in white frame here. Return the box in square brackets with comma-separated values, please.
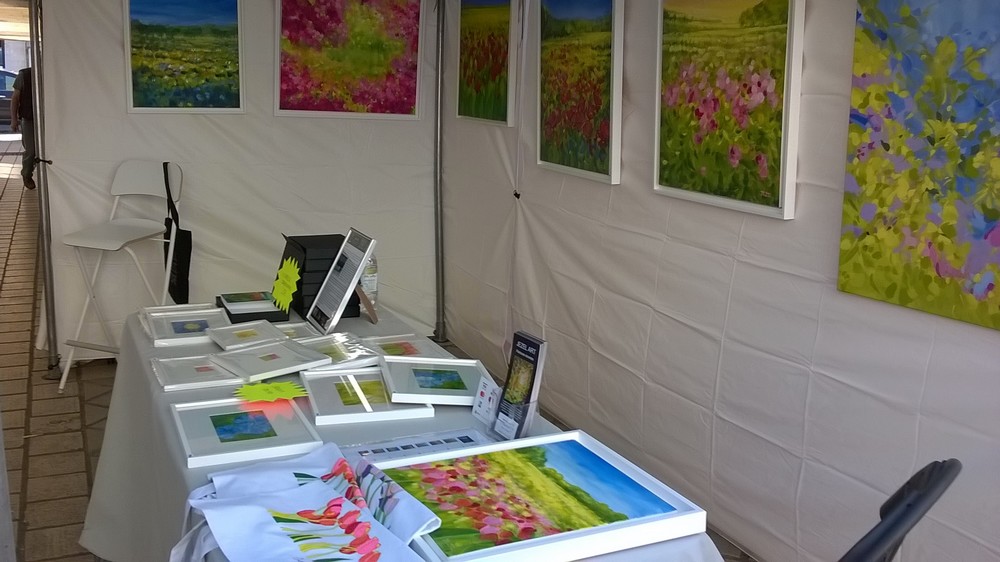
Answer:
[301, 367, 435, 425]
[379, 356, 486, 406]
[125, 0, 245, 113]
[457, 0, 520, 126]
[275, 0, 424, 119]
[377, 430, 706, 561]
[654, 0, 804, 219]
[170, 398, 322, 468]
[537, 0, 624, 184]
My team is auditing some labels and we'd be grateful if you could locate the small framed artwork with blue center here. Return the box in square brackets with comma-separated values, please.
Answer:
[380, 356, 488, 406]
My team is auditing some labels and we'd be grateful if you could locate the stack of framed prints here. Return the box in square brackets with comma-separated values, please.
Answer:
[379, 356, 486, 406]
[274, 321, 320, 339]
[170, 398, 322, 468]
[139, 305, 231, 347]
[150, 355, 243, 392]
[300, 367, 434, 425]
[297, 333, 379, 370]
[208, 340, 332, 383]
[377, 431, 706, 561]
[206, 320, 288, 350]
[363, 334, 454, 359]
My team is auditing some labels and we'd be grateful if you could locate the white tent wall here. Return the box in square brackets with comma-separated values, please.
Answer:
[43, 0, 439, 360]
[443, 1, 999, 561]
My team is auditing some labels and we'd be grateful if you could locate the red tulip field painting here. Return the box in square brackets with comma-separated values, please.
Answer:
[277, 0, 422, 117]
[839, 0, 1000, 330]
[458, 0, 516, 124]
[538, 0, 623, 184]
[127, 0, 242, 112]
[656, 0, 803, 219]
[383, 439, 677, 557]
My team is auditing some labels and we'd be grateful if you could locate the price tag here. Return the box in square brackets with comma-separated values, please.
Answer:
[271, 257, 301, 313]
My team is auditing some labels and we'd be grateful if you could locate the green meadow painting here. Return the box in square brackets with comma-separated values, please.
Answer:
[383, 439, 676, 557]
[657, 0, 800, 217]
[278, 0, 422, 117]
[128, 0, 242, 110]
[839, 0, 1000, 330]
[538, 0, 622, 183]
[458, 0, 514, 123]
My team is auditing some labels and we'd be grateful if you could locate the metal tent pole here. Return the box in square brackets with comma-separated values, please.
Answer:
[432, 0, 447, 342]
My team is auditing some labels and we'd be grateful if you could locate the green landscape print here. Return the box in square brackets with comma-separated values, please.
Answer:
[128, 0, 241, 109]
[383, 439, 675, 556]
[335, 379, 389, 406]
[539, 0, 615, 176]
[459, 0, 512, 122]
[658, 0, 789, 207]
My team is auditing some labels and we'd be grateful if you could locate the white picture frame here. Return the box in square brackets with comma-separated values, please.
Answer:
[297, 333, 380, 370]
[124, 0, 245, 113]
[208, 339, 332, 383]
[455, 0, 521, 126]
[379, 356, 486, 406]
[141, 307, 231, 347]
[206, 320, 288, 351]
[170, 398, 322, 469]
[362, 334, 454, 359]
[301, 367, 434, 425]
[150, 355, 243, 392]
[276, 321, 321, 339]
[377, 431, 706, 562]
[536, 0, 624, 185]
[653, 0, 805, 219]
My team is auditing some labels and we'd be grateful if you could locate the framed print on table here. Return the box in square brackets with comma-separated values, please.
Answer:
[150, 355, 243, 391]
[379, 356, 486, 406]
[363, 333, 454, 359]
[125, 0, 244, 112]
[170, 398, 322, 468]
[140, 307, 231, 347]
[301, 367, 434, 425]
[377, 430, 706, 561]
[537, 0, 624, 184]
[276, 0, 423, 119]
[457, 0, 520, 125]
[654, 0, 804, 219]
[208, 339, 332, 382]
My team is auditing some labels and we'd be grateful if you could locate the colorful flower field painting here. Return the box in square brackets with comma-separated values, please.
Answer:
[210, 410, 277, 443]
[458, 0, 516, 124]
[127, 0, 242, 111]
[383, 439, 675, 557]
[278, 0, 422, 118]
[839, 0, 1000, 330]
[538, 0, 623, 184]
[656, 0, 802, 218]
[412, 369, 467, 390]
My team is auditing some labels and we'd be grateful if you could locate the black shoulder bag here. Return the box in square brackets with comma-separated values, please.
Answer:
[163, 162, 192, 304]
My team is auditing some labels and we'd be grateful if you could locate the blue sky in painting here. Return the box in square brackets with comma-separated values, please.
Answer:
[130, 0, 237, 26]
[541, 440, 675, 519]
[542, 0, 612, 21]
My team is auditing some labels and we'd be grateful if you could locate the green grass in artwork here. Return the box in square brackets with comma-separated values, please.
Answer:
[130, 21, 240, 108]
[384, 447, 625, 556]
[658, 3, 788, 206]
[335, 380, 389, 406]
[459, 4, 510, 121]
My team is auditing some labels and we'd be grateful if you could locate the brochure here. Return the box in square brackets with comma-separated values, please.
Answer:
[493, 331, 547, 439]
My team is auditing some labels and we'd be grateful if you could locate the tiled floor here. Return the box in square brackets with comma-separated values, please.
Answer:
[0, 138, 754, 561]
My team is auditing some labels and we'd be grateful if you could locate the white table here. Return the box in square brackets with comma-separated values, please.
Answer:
[80, 310, 723, 562]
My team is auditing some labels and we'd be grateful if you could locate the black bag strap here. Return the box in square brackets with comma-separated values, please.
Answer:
[163, 161, 179, 227]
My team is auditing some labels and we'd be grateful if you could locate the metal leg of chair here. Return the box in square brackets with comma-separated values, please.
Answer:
[59, 249, 113, 392]
[77, 249, 115, 346]
[124, 246, 159, 304]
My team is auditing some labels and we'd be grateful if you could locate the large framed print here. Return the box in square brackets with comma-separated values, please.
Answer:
[150, 355, 243, 391]
[838, 0, 1000, 330]
[654, 0, 804, 219]
[363, 334, 454, 359]
[378, 431, 706, 561]
[301, 367, 434, 425]
[457, 0, 519, 125]
[170, 398, 322, 468]
[537, 0, 624, 184]
[306, 228, 376, 334]
[276, 0, 423, 119]
[125, 0, 244, 113]
[379, 356, 486, 406]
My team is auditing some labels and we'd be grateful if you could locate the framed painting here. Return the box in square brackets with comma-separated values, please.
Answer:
[301, 367, 434, 425]
[457, 0, 519, 125]
[537, 0, 624, 184]
[377, 431, 706, 561]
[839, 0, 1000, 330]
[378, 356, 486, 406]
[170, 398, 322, 468]
[276, 0, 423, 119]
[654, 0, 804, 219]
[125, 0, 244, 113]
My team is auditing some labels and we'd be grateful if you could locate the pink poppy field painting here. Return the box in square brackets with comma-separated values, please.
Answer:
[382, 438, 677, 557]
[277, 0, 422, 117]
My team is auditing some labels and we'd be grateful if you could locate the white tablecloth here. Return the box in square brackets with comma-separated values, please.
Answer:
[80, 310, 723, 562]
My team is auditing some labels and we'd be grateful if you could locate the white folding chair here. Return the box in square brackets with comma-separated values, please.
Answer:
[58, 160, 183, 391]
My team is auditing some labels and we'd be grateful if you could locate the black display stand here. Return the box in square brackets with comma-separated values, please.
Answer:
[280, 234, 361, 319]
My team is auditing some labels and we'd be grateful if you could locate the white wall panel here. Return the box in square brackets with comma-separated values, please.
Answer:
[644, 312, 720, 410]
[797, 460, 883, 561]
[641, 385, 713, 508]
